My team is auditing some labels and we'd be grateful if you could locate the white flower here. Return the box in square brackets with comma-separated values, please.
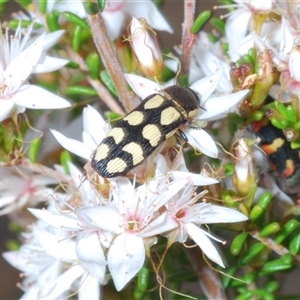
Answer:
[50, 0, 172, 40]
[21, 158, 225, 292]
[77, 176, 192, 291]
[22, 164, 107, 296]
[140, 184, 248, 267]
[2, 221, 100, 299]
[0, 166, 57, 215]
[51, 105, 108, 160]
[125, 73, 249, 157]
[0, 25, 70, 122]
[220, 1, 273, 61]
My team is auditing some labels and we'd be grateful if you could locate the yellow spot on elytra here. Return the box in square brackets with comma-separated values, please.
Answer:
[123, 111, 145, 126]
[144, 95, 164, 109]
[160, 107, 181, 125]
[106, 157, 127, 173]
[107, 127, 125, 144]
[94, 143, 110, 161]
[142, 124, 162, 147]
[122, 142, 144, 165]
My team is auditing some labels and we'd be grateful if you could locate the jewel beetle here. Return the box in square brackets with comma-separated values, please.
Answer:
[91, 85, 199, 178]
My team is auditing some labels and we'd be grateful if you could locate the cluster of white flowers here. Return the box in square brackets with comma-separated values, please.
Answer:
[3, 0, 300, 298]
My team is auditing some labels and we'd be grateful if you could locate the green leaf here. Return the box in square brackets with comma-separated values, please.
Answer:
[261, 258, 292, 274]
[72, 25, 82, 52]
[60, 150, 72, 175]
[66, 86, 97, 96]
[46, 11, 60, 32]
[62, 11, 90, 29]
[289, 232, 300, 254]
[29, 138, 42, 162]
[230, 232, 248, 256]
[39, 0, 47, 14]
[248, 48, 257, 67]
[275, 220, 299, 244]
[97, 0, 106, 11]
[191, 10, 211, 34]
[247, 110, 264, 122]
[239, 243, 265, 265]
[257, 191, 272, 209]
[100, 70, 118, 96]
[209, 17, 225, 34]
[227, 113, 244, 136]
[16, 0, 32, 8]
[270, 117, 289, 129]
[249, 204, 264, 221]
[83, 0, 99, 15]
[259, 222, 280, 237]
[137, 266, 150, 292]
[286, 105, 297, 123]
[86, 52, 100, 79]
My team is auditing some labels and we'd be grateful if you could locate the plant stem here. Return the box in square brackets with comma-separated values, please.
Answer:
[181, 0, 196, 77]
[86, 10, 140, 112]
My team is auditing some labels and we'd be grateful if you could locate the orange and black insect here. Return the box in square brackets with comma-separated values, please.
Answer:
[253, 118, 300, 195]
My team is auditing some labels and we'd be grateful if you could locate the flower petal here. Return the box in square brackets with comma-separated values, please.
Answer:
[0, 99, 15, 122]
[78, 274, 101, 300]
[83, 105, 108, 146]
[34, 56, 69, 73]
[42, 265, 85, 299]
[199, 90, 250, 120]
[42, 30, 65, 51]
[139, 212, 178, 238]
[108, 232, 145, 291]
[51, 129, 92, 160]
[3, 251, 28, 272]
[34, 228, 77, 260]
[4, 33, 45, 92]
[184, 223, 225, 267]
[190, 71, 223, 102]
[123, 1, 173, 33]
[184, 128, 218, 158]
[169, 171, 219, 185]
[102, 9, 126, 40]
[77, 206, 122, 234]
[193, 47, 231, 94]
[185, 203, 248, 224]
[76, 232, 107, 283]
[14, 85, 71, 109]
[28, 208, 82, 230]
[124, 74, 161, 99]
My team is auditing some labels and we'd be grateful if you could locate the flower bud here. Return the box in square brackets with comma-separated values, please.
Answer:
[233, 138, 257, 200]
[128, 17, 163, 78]
[251, 49, 278, 109]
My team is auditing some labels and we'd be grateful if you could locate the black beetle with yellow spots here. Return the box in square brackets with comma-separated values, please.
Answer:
[91, 85, 199, 178]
